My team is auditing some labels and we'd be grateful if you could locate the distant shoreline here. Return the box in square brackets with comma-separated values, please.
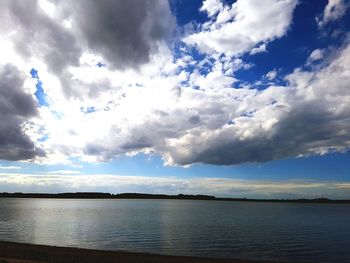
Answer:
[0, 241, 281, 263]
[1, 192, 349, 203]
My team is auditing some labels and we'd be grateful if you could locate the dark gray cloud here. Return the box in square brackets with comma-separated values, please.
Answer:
[1, 0, 175, 97]
[0, 64, 43, 161]
[2, 0, 81, 74]
[68, 0, 175, 70]
[171, 106, 350, 166]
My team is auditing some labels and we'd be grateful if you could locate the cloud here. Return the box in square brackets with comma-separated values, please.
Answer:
[0, 173, 350, 199]
[0, 0, 349, 169]
[45, 170, 81, 175]
[0, 0, 175, 98]
[0, 64, 43, 161]
[250, 43, 267, 55]
[27, 40, 350, 167]
[265, 69, 278, 80]
[1, 0, 174, 72]
[0, 166, 22, 170]
[0, 0, 81, 74]
[64, 0, 175, 70]
[163, 43, 350, 165]
[200, 0, 223, 17]
[307, 49, 324, 64]
[317, 0, 348, 27]
[184, 0, 298, 57]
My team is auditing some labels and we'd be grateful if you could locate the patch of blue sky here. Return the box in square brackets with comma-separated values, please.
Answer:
[80, 106, 97, 114]
[236, 77, 289, 92]
[30, 68, 49, 107]
[30, 68, 39, 79]
[172, 43, 208, 74]
[96, 61, 106, 68]
[231, 151, 350, 182]
[0, 160, 25, 173]
[30, 68, 66, 121]
[171, 1, 340, 92]
[35, 126, 49, 142]
[236, 0, 350, 86]
[169, 0, 208, 26]
[38, 134, 49, 142]
[171, 0, 350, 92]
[36, 150, 350, 183]
[8, 148, 349, 183]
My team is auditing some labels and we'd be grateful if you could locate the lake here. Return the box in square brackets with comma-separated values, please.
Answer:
[0, 198, 349, 263]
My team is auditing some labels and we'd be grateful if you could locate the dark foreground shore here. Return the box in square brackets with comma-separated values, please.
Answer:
[0, 241, 281, 263]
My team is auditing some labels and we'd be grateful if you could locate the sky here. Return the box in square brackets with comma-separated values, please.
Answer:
[0, 0, 349, 198]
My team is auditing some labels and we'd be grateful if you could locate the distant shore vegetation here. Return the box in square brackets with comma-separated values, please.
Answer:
[0, 192, 349, 203]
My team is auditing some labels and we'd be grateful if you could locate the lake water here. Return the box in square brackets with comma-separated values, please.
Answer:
[0, 198, 349, 263]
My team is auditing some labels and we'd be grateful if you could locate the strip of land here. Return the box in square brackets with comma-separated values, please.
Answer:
[0, 241, 279, 263]
[0, 192, 349, 203]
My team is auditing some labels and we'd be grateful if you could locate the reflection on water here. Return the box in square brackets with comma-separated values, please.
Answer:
[0, 198, 350, 262]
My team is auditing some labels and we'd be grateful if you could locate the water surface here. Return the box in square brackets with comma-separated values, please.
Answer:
[0, 198, 349, 262]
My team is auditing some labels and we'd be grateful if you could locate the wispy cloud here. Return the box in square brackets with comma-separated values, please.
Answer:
[317, 0, 348, 27]
[45, 170, 81, 175]
[0, 166, 22, 170]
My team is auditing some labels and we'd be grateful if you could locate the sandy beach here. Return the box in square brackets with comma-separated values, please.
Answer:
[0, 241, 281, 263]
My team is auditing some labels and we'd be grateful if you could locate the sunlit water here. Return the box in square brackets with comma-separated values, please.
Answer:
[0, 198, 349, 262]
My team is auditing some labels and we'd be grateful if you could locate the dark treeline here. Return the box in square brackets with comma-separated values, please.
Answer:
[0, 192, 216, 200]
[0, 192, 350, 203]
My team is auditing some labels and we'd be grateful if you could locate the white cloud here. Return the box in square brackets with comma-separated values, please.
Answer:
[0, 166, 22, 170]
[307, 49, 324, 64]
[265, 69, 278, 80]
[162, 43, 350, 165]
[200, 0, 223, 17]
[5, 36, 350, 167]
[317, 0, 348, 27]
[250, 43, 267, 55]
[45, 170, 81, 175]
[184, 0, 298, 57]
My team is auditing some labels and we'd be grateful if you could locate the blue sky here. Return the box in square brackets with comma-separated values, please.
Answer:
[0, 0, 349, 198]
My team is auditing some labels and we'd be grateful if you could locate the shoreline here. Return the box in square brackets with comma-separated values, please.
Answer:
[1, 192, 349, 204]
[0, 241, 282, 263]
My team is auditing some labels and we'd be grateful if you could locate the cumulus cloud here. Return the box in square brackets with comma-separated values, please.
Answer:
[0, 0, 175, 98]
[22, 39, 350, 166]
[0, 64, 43, 161]
[0, 0, 349, 168]
[38, 40, 350, 167]
[0, 0, 81, 74]
[184, 0, 298, 57]
[163, 43, 350, 165]
[65, 0, 175, 70]
[1, 0, 174, 72]
[200, 0, 223, 17]
[317, 0, 348, 27]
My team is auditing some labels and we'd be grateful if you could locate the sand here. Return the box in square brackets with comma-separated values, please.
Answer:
[0, 241, 281, 263]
